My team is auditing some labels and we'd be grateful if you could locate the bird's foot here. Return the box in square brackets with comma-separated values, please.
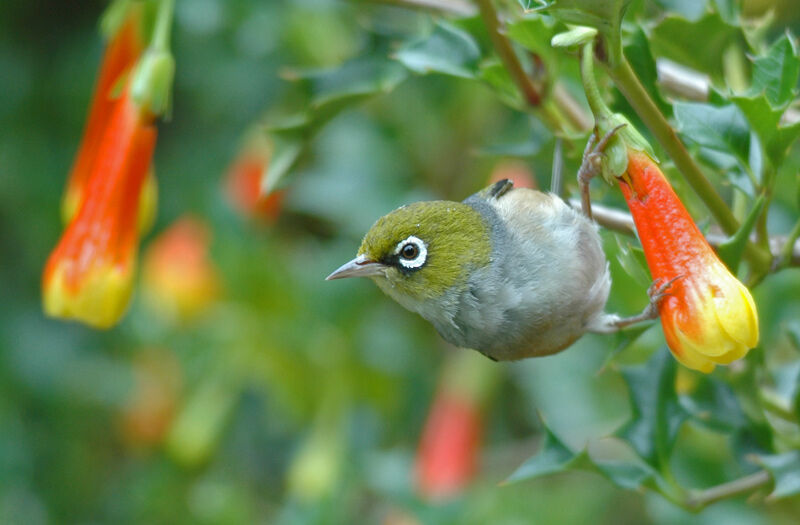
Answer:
[578, 123, 627, 219]
[611, 276, 682, 329]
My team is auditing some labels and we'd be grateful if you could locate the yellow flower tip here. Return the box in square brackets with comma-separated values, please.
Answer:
[674, 366, 700, 395]
[60, 185, 82, 225]
[661, 263, 759, 374]
[137, 170, 158, 234]
[43, 260, 135, 329]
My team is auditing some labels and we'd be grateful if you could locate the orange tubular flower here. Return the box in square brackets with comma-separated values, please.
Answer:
[142, 216, 220, 322]
[416, 389, 484, 499]
[415, 352, 497, 500]
[61, 5, 145, 223]
[619, 151, 759, 373]
[224, 133, 284, 222]
[43, 88, 156, 329]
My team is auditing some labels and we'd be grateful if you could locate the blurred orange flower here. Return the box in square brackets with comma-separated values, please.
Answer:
[416, 389, 483, 500]
[119, 348, 182, 448]
[488, 160, 536, 189]
[224, 132, 284, 222]
[415, 352, 497, 500]
[620, 151, 759, 373]
[141, 216, 220, 322]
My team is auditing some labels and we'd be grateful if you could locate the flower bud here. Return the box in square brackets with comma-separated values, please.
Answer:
[130, 49, 174, 117]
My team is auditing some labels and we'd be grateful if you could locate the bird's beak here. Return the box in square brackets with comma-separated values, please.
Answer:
[326, 255, 387, 280]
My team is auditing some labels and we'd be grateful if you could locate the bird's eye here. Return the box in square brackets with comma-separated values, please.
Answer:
[401, 243, 419, 260]
[394, 236, 427, 270]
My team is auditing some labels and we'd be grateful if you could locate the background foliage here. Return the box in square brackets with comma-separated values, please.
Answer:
[2, 0, 800, 523]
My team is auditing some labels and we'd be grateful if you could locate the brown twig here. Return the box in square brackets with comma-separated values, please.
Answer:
[355, 0, 477, 16]
[684, 470, 771, 510]
[568, 199, 800, 266]
[476, 0, 541, 107]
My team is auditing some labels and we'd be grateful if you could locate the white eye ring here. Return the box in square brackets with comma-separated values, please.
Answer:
[394, 236, 427, 270]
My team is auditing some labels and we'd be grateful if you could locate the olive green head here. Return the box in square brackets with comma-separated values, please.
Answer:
[327, 200, 491, 304]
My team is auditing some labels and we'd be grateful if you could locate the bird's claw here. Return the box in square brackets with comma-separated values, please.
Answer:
[642, 275, 683, 319]
[578, 123, 626, 219]
[606, 274, 682, 330]
[577, 124, 627, 185]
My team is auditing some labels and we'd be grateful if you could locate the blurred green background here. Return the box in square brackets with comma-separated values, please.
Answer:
[2, 0, 800, 523]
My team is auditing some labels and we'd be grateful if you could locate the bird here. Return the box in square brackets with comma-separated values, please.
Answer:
[326, 133, 666, 361]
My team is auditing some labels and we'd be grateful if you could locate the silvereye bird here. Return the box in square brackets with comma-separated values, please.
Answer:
[327, 132, 666, 361]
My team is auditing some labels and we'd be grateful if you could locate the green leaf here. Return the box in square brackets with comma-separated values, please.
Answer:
[288, 57, 408, 125]
[673, 102, 750, 162]
[394, 22, 481, 79]
[615, 236, 651, 289]
[600, 323, 654, 373]
[479, 59, 525, 110]
[732, 94, 800, 168]
[505, 427, 590, 483]
[617, 348, 687, 467]
[594, 460, 657, 490]
[506, 16, 558, 55]
[652, 0, 707, 21]
[712, 0, 737, 23]
[539, 0, 632, 38]
[507, 423, 665, 494]
[262, 56, 408, 194]
[678, 376, 748, 433]
[753, 451, 800, 500]
[772, 360, 800, 421]
[750, 32, 800, 108]
[716, 194, 766, 273]
[260, 131, 304, 195]
[650, 12, 746, 79]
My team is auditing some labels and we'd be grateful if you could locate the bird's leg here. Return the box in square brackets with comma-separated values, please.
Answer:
[591, 276, 682, 333]
[577, 124, 626, 220]
[613, 276, 681, 328]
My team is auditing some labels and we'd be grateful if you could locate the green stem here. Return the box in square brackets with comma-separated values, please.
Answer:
[607, 58, 736, 233]
[151, 0, 174, 52]
[605, 56, 773, 272]
[580, 43, 612, 119]
[778, 217, 800, 270]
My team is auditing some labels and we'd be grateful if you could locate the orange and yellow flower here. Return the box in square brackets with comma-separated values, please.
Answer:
[43, 87, 157, 328]
[44, 0, 174, 329]
[141, 216, 220, 322]
[619, 151, 759, 373]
